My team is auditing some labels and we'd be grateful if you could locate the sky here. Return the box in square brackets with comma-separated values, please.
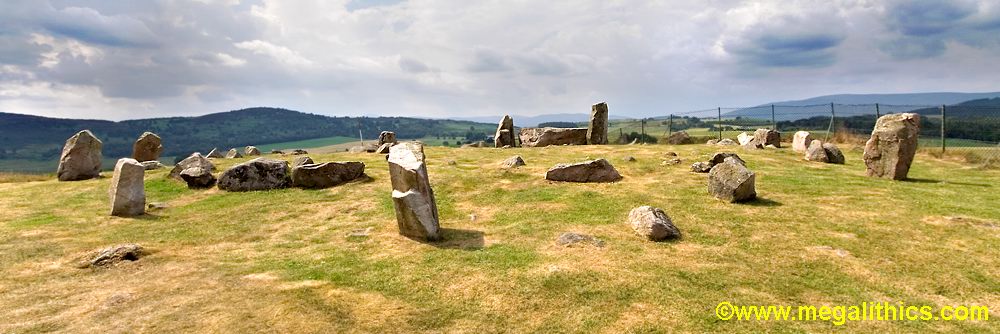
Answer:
[1, 0, 1000, 120]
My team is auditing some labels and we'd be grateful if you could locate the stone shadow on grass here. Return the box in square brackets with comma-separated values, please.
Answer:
[430, 228, 485, 250]
[743, 197, 782, 207]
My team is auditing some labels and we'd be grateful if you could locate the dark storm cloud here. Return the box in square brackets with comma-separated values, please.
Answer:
[724, 15, 846, 68]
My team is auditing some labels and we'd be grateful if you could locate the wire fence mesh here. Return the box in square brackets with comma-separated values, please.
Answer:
[614, 103, 1000, 168]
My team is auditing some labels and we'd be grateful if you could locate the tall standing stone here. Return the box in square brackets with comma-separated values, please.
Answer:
[792, 131, 813, 152]
[132, 132, 162, 162]
[387, 142, 440, 241]
[494, 115, 515, 148]
[587, 102, 609, 145]
[57, 130, 103, 181]
[864, 113, 920, 180]
[109, 158, 145, 217]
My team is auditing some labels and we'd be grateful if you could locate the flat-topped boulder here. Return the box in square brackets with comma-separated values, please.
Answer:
[180, 166, 216, 189]
[217, 158, 291, 192]
[108, 158, 145, 217]
[708, 159, 756, 203]
[140, 161, 164, 170]
[132, 132, 162, 162]
[291, 161, 366, 189]
[519, 127, 589, 147]
[665, 131, 694, 145]
[388, 142, 440, 241]
[627, 206, 681, 241]
[494, 115, 516, 148]
[792, 131, 813, 152]
[169, 153, 215, 180]
[864, 113, 920, 180]
[57, 130, 103, 181]
[587, 102, 609, 145]
[545, 159, 622, 183]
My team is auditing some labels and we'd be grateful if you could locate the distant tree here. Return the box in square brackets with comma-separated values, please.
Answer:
[537, 121, 579, 128]
[442, 141, 450, 146]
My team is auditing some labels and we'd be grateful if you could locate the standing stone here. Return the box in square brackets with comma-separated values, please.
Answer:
[109, 158, 145, 217]
[132, 132, 163, 162]
[225, 148, 242, 159]
[245, 146, 261, 156]
[753, 129, 781, 148]
[864, 113, 920, 180]
[708, 159, 756, 203]
[57, 130, 103, 181]
[206, 148, 224, 158]
[792, 131, 814, 153]
[501, 155, 526, 168]
[169, 152, 215, 180]
[545, 159, 622, 183]
[291, 162, 366, 189]
[822, 143, 845, 164]
[626, 206, 681, 241]
[587, 102, 609, 145]
[665, 131, 694, 145]
[378, 131, 398, 146]
[217, 158, 291, 192]
[388, 142, 440, 241]
[494, 115, 516, 148]
[179, 167, 216, 189]
[804, 140, 829, 162]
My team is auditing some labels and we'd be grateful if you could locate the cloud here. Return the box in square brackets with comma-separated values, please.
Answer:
[881, 0, 1000, 59]
[720, 12, 847, 68]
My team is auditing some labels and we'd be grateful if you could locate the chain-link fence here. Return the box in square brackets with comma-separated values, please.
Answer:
[615, 103, 1000, 168]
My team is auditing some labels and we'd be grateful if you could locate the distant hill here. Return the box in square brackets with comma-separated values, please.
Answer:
[724, 92, 1000, 121]
[0, 107, 494, 167]
[453, 113, 627, 127]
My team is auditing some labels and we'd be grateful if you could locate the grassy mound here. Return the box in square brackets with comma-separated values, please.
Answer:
[1, 144, 997, 333]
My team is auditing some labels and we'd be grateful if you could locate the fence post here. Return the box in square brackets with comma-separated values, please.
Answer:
[825, 102, 835, 142]
[875, 103, 880, 119]
[667, 114, 673, 138]
[771, 104, 776, 130]
[717, 107, 722, 140]
[940, 105, 946, 154]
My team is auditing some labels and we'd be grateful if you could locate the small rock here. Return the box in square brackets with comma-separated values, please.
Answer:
[180, 166, 217, 189]
[555, 232, 605, 248]
[717, 138, 737, 146]
[627, 206, 681, 241]
[664, 131, 694, 145]
[206, 148, 225, 158]
[225, 148, 242, 159]
[291, 149, 308, 155]
[245, 146, 261, 156]
[147, 202, 168, 211]
[623, 156, 637, 162]
[662, 158, 682, 165]
[502, 155, 526, 168]
[447, 160, 457, 166]
[691, 161, 712, 173]
[664, 152, 678, 156]
[822, 143, 845, 164]
[132, 132, 163, 162]
[706, 139, 718, 145]
[75, 244, 145, 269]
[347, 227, 373, 238]
[270, 149, 285, 155]
[291, 156, 315, 168]
[140, 161, 165, 170]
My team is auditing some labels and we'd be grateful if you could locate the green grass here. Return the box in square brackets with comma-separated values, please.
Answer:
[0, 144, 997, 333]
[255, 136, 358, 152]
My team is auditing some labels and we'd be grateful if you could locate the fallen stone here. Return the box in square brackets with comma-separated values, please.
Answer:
[587, 102, 609, 145]
[494, 115, 516, 147]
[132, 132, 163, 162]
[291, 161, 366, 189]
[75, 244, 145, 269]
[140, 161, 164, 170]
[708, 159, 757, 203]
[292, 156, 314, 168]
[665, 131, 694, 145]
[169, 152, 214, 180]
[545, 159, 622, 183]
[217, 158, 291, 192]
[388, 142, 441, 241]
[804, 140, 829, 162]
[502, 155, 526, 168]
[627, 206, 681, 241]
[57, 130, 103, 181]
[109, 158, 145, 217]
[519, 127, 589, 147]
[792, 131, 813, 152]
[180, 166, 216, 188]
[864, 113, 920, 180]
[225, 148, 242, 159]
[822, 143, 845, 164]
[206, 148, 224, 158]
[556, 232, 605, 247]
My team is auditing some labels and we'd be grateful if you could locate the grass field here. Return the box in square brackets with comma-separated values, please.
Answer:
[255, 136, 358, 152]
[1, 144, 997, 333]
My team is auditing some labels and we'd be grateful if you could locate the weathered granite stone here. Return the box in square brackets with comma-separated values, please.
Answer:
[378, 131, 398, 146]
[206, 148, 224, 158]
[132, 132, 162, 162]
[501, 155, 526, 168]
[627, 206, 681, 241]
[179, 166, 216, 188]
[587, 102, 609, 145]
[109, 158, 145, 217]
[217, 158, 291, 191]
[665, 131, 694, 145]
[804, 140, 829, 162]
[753, 128, 781, 148]
[245, 146, 261, 156]
[519, 127, 589, 147]
[388, 142, 440, 241]
[792, 131, 814, 153]
[864, 113, 920, 180]
[823, 143, 845, 164]
[291, 161, 366, 189]
[57, 130, 103, 181]
[292, 156, 314, 168]
[225, 148, 242, 159]
[169, 153, 214, 180]
[545, 159, 622, 183]
[708, 160, 756, 203]
[494, 115, 516, 148]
